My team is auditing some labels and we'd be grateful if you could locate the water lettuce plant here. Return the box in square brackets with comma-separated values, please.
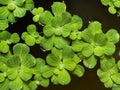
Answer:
[0, 0, 120, 90]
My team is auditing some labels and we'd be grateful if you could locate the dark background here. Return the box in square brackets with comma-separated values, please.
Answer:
[9, 0, 120, 90]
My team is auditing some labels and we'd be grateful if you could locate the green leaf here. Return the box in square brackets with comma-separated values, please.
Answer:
[21, 32, 29, 40]
[0, 20, 8, 30]
[46, 53, 61, 67]
[41, 66, 54, 78]
[72, 40, 84, 52]
[62, 45, 74, 58]
[94, 33, 108, 46]
[40, 36, 54, 50]
[13, 7, 26, 17]
[0, 31, 11, 40]
[29, 81, 38, 90]
[25, 35, 36, 46]
[13, 43, 30, 57]
[24, 1, 34, 10]
[54, 37, 68, 49]
[0, 0, 11, 5]
[94, 46, 104, 56]
[0, 79, 9, 90]
[0, 73, 5, 82]
[61, 12, 71, 25]
[19, 66, 32, 81]
[88, 21, 102, 34]
[9, 77, 23, 90]
[108, 6, 117, 14]
[39, 79, 49, 87]
[27, 24, 37, 35]
[114, 1, 120, 8]
[7, 55, 20, 67]
[100, 0, 110, 6]
[104, 79, 113, 88]
[72, 65, 85, 77]
[10, 33, 20, 43]
[51, 2, 66, 16]
[8, 13, 16, 23]
[43, 25, 55, 37]
[83, 55, 97, 69]
[82, 44, 94, 57]
[0, 41, 9, 53]
[7, 68, 18, 80]
[100, 57, 115, 71]
[22, 54, 36, 68]
[32, 7, 44, 15]
[111, 73, 120, 84]
[106, 29, 119, 43]
[0, 6, 9, 19]
[63, 58, 76, 71]
[104, 42, 115, 55]
[51, 69, 71, 85]
[39, 11, 53, 24]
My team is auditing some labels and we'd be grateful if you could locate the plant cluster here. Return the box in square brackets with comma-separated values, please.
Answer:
[0, 0, 120, 90]
[100, 0, 120, 15]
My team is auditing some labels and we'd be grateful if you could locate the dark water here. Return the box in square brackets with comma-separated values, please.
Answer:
[9, 0, 120, 90]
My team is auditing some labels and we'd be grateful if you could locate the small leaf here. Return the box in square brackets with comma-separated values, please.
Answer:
[83, 55, 97, 69]
[46, 53, 61, 67]
[106, 29, 119, 43]
[13, 43, 30, 57]
[0, 6, 9, 19]
[13, 7, 26, 17]
[39, 11, 53, 24]
[108, 6, 117, 14]
[100, 0, 110, 6]
[10, 33, 20, 43]
[7, 68, 18, 80]
[0, 73, 5, 82]
[82, 44, 94, 57]
[29, 81, 38, 90]
[25, 35, 36, 46]
[111, 73, 120, 84]
[94, 46, 104, 56]
[19, 66, 32, 81]
[63, 58, 76, 71]
[114, 1, 120, 8]
[51, 2, 66, 16]
[72, 65, 85, 77]
[0, 20, 8, 30]
[0, 41, 9, 53]
[27, 24, 37, 35]
[32, 7, 44, 15]
[0, 31, 11, 40]
[39, 78, 49, 87]
[9, 77, 23, 90]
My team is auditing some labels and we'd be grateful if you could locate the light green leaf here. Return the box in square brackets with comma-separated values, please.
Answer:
[13, 43, 30, 57]
[63, 58, 76, 71]
[72, 40, 85, 52]
[83, 55, 97, 69]
[46, 53, 61, 67]
[19, 66, 32, 81]
[94, 33, 107, 46]
[0, 41, 9, 53]
[22, 54, 36, 68]
[8, 13, 16, 22]
[43, 25, 55, 37]
[0, 0, 11, 5]
[114, 1, 120, 8]
[72, 65, 85, 77]
[108, 6, 117, 14]
[94, 46, 104, 56]
[100, 0, 110, 6]
[62, 45, 74, 58]
[88, 21, 102, 34]
[40, 36, 54, 50]
[27, 24, 36, 34]
[117, 61, 120, 69]
[13, 7, 26, 17]
[54, 37, 68, 49]
[100, 57, 115, 71]
[0, 73, 5, 82]
[21, 32, 29, 40]
[104, 79, 113, 88]
[9, 77, 23, 90]
[25, 35, 36, 46]
[111, 73, 120, 84]
[0, 79, 9, 90]
[29, 81, 38, 90]
[106, 29, 119, 43]
[39, 78, 49, 87]
[51, 2, 66, 16]
[0, 6, 10, 19]
[0, 20, 8, 30]
[56, 69, 71, 85]
[41, 66, 54, 78]
[32, 7, 44, 15]
[51, 47, 62, 59]
[82, 44, 94, 57]
[7, 68, 18, 80]
[24, 1, 34, 10]
[39, 11, 53, 24]
[104, 42, 115, 55]
[10, 33, 20, 43]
